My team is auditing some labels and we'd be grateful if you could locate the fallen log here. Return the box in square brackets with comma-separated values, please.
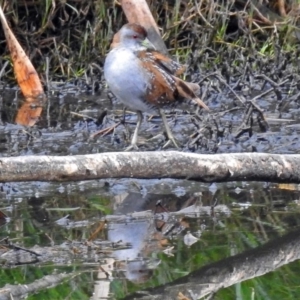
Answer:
[0, 151, 299, 183]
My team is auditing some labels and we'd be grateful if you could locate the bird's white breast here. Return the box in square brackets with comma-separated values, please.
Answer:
[104, 47, 156, 113]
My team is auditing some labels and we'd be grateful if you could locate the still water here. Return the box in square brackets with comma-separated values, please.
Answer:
[1, 179, 300, 300]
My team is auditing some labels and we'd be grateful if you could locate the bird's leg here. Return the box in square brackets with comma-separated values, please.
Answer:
[159, 109, 179, 149]
[121, 106, 132, 139]
[125, 110, 143, 151]
[131, 111, 143, 146]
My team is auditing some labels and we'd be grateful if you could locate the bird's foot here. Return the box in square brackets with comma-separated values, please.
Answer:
[124, 143, 139, 151]
[123, 111, 143, 151]
[162, 135, 180, 149]
[146, 132, 180, 149]
[158, 109, 181, 149]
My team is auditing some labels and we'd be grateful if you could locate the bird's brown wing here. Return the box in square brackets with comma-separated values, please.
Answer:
[146, 50, 186, 76]
[138, 50, 209, 110]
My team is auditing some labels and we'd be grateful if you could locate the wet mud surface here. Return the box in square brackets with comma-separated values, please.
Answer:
[1, 49, 300, 157]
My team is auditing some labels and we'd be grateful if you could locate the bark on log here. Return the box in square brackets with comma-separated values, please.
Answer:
[0, 151, 300, 183]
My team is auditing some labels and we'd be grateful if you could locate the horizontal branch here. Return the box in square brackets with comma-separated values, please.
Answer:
[0, 151, 300, 183]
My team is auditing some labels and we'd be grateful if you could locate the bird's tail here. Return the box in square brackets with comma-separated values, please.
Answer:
[173, 77, 209, 111]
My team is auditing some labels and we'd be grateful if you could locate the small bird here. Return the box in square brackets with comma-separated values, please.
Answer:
[104, 23, 209, 150]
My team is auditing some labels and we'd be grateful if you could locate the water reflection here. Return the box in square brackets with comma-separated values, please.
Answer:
[126, 227, 300, 299]
[0, 180, 300, 299]
[15, 94, 46, 126]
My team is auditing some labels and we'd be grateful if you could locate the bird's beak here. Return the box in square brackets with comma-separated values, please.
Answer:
[142, 38, 156, 50]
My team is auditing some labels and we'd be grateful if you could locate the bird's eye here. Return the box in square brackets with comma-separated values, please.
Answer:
[133, 35, 138, 39]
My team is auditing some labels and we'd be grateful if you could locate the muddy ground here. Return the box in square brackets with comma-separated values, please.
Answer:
[0, 48, 299, 156]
